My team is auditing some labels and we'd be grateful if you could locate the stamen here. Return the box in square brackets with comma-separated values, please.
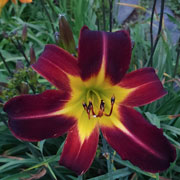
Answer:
[111, 95, 115, 105]
[82, 102, 90, 119]
[87, 101, 92, 113]
[105, 95, 115, 117]
[100, 100, 105, 111]
[82, 102, 87, 110]
[96, 100, 105, 117]
[88, 101, 96, 116]
[82, 95, 115, 118]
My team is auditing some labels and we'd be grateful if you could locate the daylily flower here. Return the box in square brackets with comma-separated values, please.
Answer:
[0, 0, 32, 14]
[4, 26, 176, 175]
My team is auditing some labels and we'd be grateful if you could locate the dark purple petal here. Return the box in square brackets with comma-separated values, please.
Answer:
[59, 125, 99, 175]
[4, 90, 76, 141]
[78, 26, 131, 84]
[119, 68, 167, 106]
[101, 106, 176, 173]
[32, 44, 80, 90]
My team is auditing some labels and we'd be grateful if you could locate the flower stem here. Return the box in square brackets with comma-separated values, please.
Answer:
[150, 0, 157, 54]
[40, 0, 56, 35]
[101, 133, 113, 176]
[11, 38, 30, 66]
[109, 0, 113, 32]
[26, 79, 36, 94]
[148, 0, 165, 67]
[0, 52, 13, 76]
[16, 39, 30, 66]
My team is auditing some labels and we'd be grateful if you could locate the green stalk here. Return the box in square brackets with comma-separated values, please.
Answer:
[150, 0, 157, 54]
[0, 52, 13, 76]
[148, 0, 165, 67]
[40, 0, 56, 34]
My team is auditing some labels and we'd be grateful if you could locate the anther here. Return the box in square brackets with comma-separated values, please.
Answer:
[82, 102, 87, 110]
[100, 100, 105, 111]
[82, 102, 91, 118]
[96, 100, 105, 117]
[111, 95, 115, 105]
[88, 101, 96, 116]
[105, 95, 115, 117]
[82, 95, 115, 118]
[87, 101, 92, 112]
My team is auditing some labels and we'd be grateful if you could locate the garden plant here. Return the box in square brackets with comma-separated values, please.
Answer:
[0, 0, 180, 180]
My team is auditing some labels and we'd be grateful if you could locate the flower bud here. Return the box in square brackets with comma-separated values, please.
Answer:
[22, 24, 27, 42]
[58, 15, 76, 54]
[20, 82, 29, 94]
[30, 46, 36, 64]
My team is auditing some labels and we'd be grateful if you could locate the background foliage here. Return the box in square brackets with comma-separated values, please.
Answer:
[0, 0, 180, 179]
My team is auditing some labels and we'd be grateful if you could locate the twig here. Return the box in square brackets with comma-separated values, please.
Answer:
[150, 0, 157, 53]
[11, 38, 30, 66]
[6, 38, 36, 93]
[27, 81, 36, 94]
[40, 0, 56, 34]
[97, 18, 100, 31]
[16, 39, 30, 66]
[148, 0, 165, 67]
[0, 52, 13, 76]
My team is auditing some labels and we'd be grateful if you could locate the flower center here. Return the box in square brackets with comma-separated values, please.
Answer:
[82, 89, 115, 119]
